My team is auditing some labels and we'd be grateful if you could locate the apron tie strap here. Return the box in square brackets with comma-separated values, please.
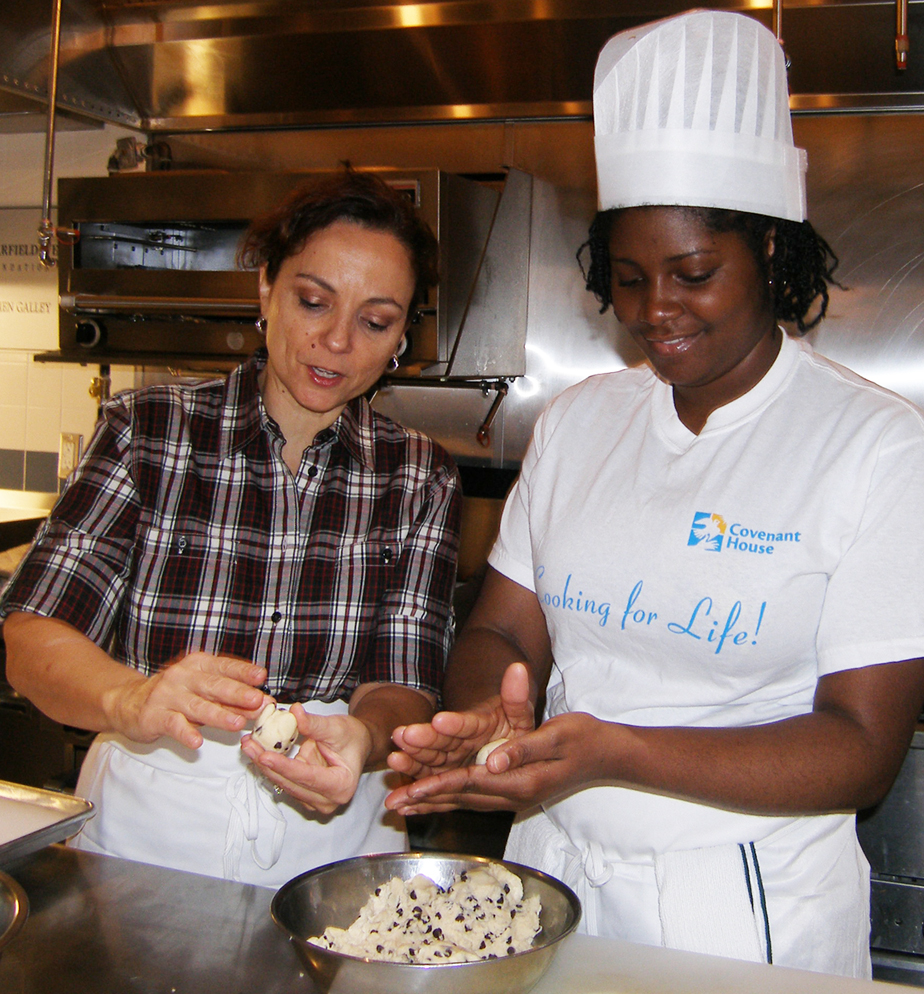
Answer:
[223, 767, 287, 879]
[562, 840, 613, 934]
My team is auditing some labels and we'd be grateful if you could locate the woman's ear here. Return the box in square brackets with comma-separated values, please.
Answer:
[258, 265, 272, 310]
[764, 227, 776, 264]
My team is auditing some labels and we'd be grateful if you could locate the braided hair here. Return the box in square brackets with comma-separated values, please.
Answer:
[578, 206, 841, 333]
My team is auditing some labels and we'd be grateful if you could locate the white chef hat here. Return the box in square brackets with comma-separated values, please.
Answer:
[593, 10, 807, 221]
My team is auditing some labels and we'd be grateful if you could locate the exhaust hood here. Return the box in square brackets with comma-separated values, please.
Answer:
[1, 0, 923, 135]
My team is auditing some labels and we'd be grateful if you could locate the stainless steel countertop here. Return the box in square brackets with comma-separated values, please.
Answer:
[1, 845, 920, 993]
[0, 490, 56, 524]
[0, 489, 55, 560]
[0, 845, 312, 993]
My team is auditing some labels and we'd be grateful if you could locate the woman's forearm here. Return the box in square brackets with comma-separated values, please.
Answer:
[350, 682, 436, 768]
[536, 658, 924, 815]
[442, 627, 530, 710]
[390, 658, 924, 819]
[4, 611, 268, 749]
[443, 566, 554, 712]
[3, 611, 146, 733]
[596, 711, 900, 814]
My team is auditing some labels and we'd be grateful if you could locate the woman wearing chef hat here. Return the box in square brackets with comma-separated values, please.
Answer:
[388, 10, 924, 977]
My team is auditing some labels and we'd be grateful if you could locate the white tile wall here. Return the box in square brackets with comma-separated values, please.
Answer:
[0, 402, 27, 452]
[1, 125, 141, 485]
[0, 126, 136, 209]
[59, 365, 138, 446]
[0, 352, 29, 412]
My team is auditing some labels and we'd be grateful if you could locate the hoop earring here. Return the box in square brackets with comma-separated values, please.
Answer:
[255, 316, 267, 334]
[388, 354, 399, 371]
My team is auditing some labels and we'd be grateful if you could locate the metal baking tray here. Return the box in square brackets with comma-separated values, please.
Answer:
[0, 780, 94, 867]
[0, 869, 28, 955]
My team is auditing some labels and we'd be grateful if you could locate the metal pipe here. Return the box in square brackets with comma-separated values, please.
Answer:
[772, 0, 792, 70]
[896, 0, 909, 70]
[476, 381, 508, 447]
[89, 364, 112, 421]
[39, 0, 65, 269]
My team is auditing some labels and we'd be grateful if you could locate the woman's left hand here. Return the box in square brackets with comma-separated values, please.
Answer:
[387, 711, 605, 816]
[242, 683, 435, 814]
[241, 704, 373, 814]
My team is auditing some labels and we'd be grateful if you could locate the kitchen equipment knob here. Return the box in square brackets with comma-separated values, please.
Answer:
[75, 319, 103, 348]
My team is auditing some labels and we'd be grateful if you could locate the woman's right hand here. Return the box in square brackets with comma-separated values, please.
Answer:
[107, 652, 269, 750]
[3, 613, 268, 750]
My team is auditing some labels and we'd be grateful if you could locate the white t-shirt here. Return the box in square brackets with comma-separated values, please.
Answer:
[491, 333, 924, 857]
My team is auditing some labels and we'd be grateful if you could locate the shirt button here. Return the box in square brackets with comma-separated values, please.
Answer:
[382, 548, 394, 564]
[271, 611, 282, 624]
[306, 465, 318, 479]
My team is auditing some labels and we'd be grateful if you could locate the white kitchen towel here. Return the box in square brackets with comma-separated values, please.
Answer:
[655, 842, 768, 962]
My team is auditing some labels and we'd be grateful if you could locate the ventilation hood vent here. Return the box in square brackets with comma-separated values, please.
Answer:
[1, 0, 923, 134]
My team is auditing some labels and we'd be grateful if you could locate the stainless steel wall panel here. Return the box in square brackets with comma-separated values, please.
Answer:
[795, 115, 924, 409]
[373, 383, 515, 468]
[868, 879, 924, 956]
[439, 168, 532, 379]
[859, 731, 924, 880]
[373, 175, 632, 465]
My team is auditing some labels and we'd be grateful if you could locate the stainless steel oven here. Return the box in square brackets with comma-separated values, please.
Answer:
[51, 168, 531, 379]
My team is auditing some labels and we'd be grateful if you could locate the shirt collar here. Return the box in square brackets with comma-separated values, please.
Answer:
[220, 349, 266, 458]
[652, 329, 800, 446]
[220, 348, 377, 471]
[325, 397, 378, 471]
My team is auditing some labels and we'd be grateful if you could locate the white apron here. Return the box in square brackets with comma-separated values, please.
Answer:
[70, 699, 406, 888]
[505, 687, 872, 977]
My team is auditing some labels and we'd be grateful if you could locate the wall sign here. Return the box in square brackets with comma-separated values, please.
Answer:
[0, 207, 59, 351]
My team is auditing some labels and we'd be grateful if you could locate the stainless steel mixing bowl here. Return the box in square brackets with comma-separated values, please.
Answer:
[271, 851, 581, 994]
[0, 870, 28, 958]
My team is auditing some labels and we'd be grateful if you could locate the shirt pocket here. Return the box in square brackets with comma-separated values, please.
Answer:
[300, 537, 403, 643]
[330, 538, 403, 608]
[129, 524, 242, 620]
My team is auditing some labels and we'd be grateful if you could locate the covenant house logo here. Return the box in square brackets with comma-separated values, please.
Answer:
[688, 511, 801, 556]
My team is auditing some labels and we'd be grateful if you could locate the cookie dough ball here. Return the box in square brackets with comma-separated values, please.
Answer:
[252, 703, 299, 753]
[475, 737, 511, 766]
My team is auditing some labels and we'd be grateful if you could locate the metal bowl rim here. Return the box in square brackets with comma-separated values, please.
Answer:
[271, 850, 582, 969]
[0, 868, 29, 953]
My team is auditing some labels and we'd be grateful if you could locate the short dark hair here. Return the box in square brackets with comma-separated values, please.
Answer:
[238, 169, 439, 315]
[578, 206, 841, 333]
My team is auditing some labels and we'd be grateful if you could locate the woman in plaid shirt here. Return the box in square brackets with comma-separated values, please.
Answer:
[1, 172, 461, 886]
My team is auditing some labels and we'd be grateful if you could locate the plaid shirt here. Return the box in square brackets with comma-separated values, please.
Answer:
[1, 351, 460, 702]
